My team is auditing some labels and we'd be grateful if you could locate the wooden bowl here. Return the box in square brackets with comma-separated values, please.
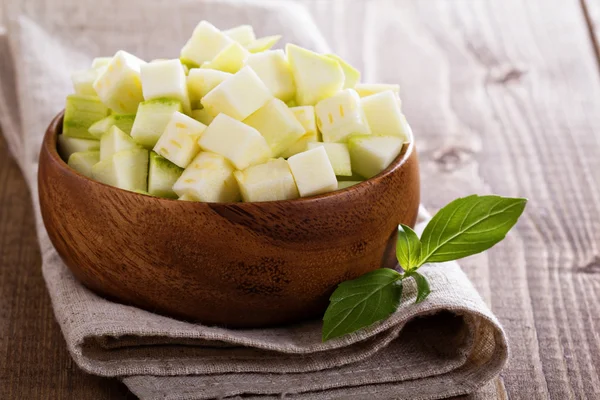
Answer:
[38, 112, 420, 328]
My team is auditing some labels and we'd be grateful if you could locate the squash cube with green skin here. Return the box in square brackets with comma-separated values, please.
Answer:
[201, 66, 272, 121]
[187, 69, 232, 109]
[148, 152, 184, 198]
[190, 108, 215, 126]
[178, 193, 195, 201]
[180, 21, 234, 66]
[245, 50, 295, 102]
[287, 146, 337, 197]
[141, 59, 191, 114]
[280, 106, 320, 158]
[243, 98, 305, 157]
[57, 134, 99, 161]
[347, 135, 404, 179]
[286, 44, 344, 106]
[245, 35, 281, 53]
[67, 151, 100, 178]
[93, 50, 146, 114]
[154, 111, 206, 168]
[224, 25, 256, 46]
[71, 68, 101, 96]
[63, 94, 109, 139]
[326, 54, 360, 89]
[91, 57, 112, 69]
[315, 88, 370, 143]
[91, 148, 149, 192]
[337, 180, 363, 190]
[361, 91, 408, 140]
[307, 142, 352, 176]
[130, 98, 182, 148]
[198, 113, 271, 170]
[173, 152, 240, 202]
[354, 83, 400, 97]
[100, 126, 139, 161]
[234, 158, 299, 202]
[88, 114, 136, 138]
[201, 42, 249, 74]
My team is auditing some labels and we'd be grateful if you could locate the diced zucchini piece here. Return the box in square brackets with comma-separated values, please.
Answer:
[280, 135, 316, 159]
[337, 180, 363, 190]
[201, 42, 249, 73]
[245, 35, 281, 53]
[180, 57, 199, 70]
[141, 59, 191, 114]
[148, 152, 184, 198]
[180, 21, 234, 66]
[178, 193, 195, 201]
[63, 94, 109, 139]
[307, 142, 352, 176]
[71, 68, 100, 96]
[347, 135, 404, 179]
[100, 126, 139, 161]
[91, 148, 149, 192]
[93, 50, 146, 114]
[190, 108, 215, 126]
[245, 50, 295, 102]
[130, 98, 182, 148]
[326, 54, 360, 89]
[67, 150, 100, 178]
[243, 98, 305, 157]
[154, 111, 206, 168]
[290, 106, 318, 136]
[315, 88, 370, 143]
[110, 114, 136, 135]
[173, 152, 240, 202]
[201, 66, 272, 121]
[91, 57, 112, 69]
[354, 83, 400, 98]
[338, 172, 365, 181]
[280, 106, 320, 158]
[287, 147, 337, 197]
[198, 114, 271, 170]
[88, 114, 136, 138]
[224, 25, 256, 46]
[361, 91, 408, 140]
[286, 44, 344, 106]
[234, 158, 299, 202]
[187, 69, 232, 109]
[88, 116, 114, 138]
[57, 134, 99, 161]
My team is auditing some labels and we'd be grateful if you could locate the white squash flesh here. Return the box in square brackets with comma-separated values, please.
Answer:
[234, 158, 299, 202]
[287, 146, 337, 197]
[243, 98, 305, 157]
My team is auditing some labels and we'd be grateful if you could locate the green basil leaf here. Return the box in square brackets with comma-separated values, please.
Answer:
[419, 195, 527, 264]
[396, 224, 421, 271]
[322, 269, 402, 342]
[410, 271, 431, 303]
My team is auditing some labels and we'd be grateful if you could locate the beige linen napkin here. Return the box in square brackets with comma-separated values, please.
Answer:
[0, 1, 508, 398]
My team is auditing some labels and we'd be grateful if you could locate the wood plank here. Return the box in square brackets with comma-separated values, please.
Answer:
[0, 132, 135, 399]
[582, 0, 600, 65]
[300, 0, 600, 398]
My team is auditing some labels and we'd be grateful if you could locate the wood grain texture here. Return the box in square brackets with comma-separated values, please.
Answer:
[38, 113, 420, 328]
[0, 132, 135, 399]
[582, 0, 600, 65]
[297, 0, 600, 398]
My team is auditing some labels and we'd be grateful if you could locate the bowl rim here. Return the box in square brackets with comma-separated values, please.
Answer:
[44, 111, 416, 205]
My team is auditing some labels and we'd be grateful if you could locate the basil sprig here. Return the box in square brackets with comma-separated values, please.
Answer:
[322, 195, 527, 342]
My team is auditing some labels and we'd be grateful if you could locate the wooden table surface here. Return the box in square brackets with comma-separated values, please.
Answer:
[1, 0, 599, 399]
